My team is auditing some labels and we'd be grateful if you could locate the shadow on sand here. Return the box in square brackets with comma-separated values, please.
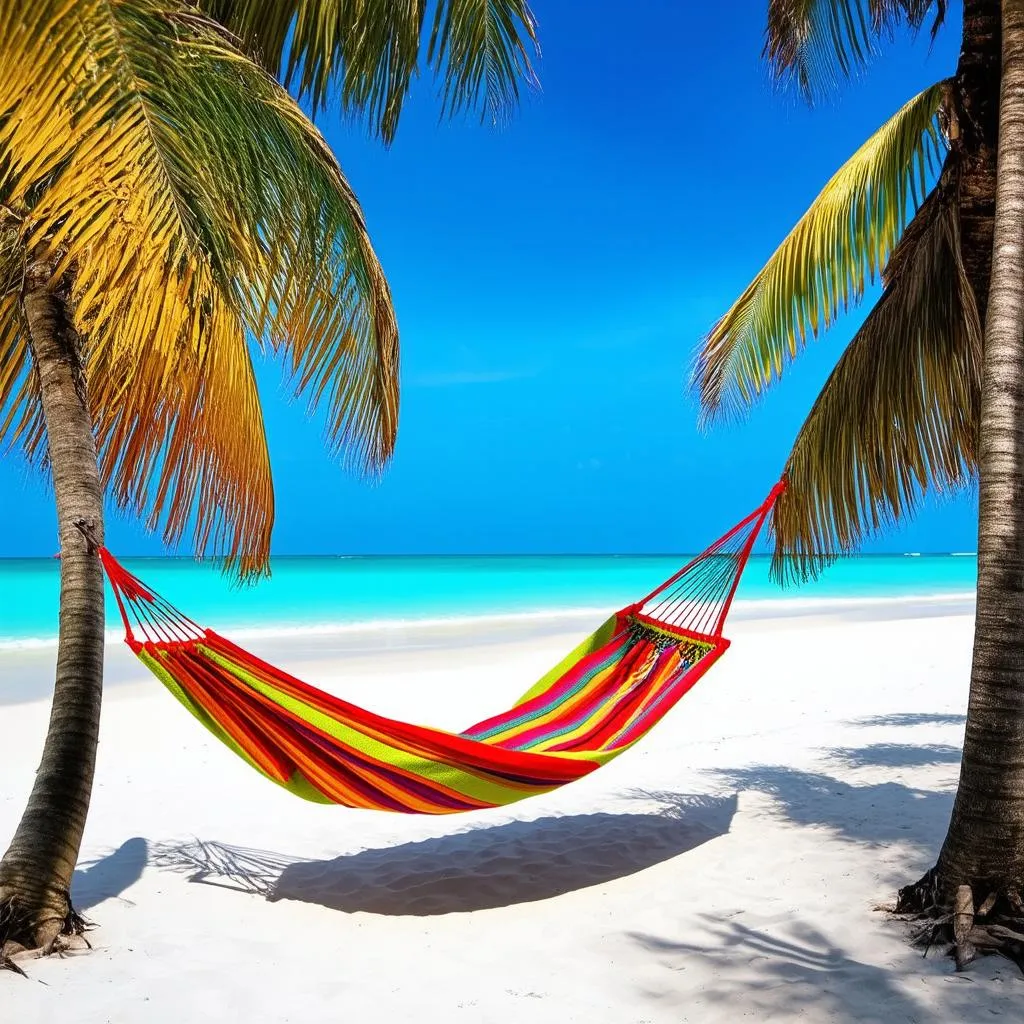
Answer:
[71, 837, 148, 911]
[826, 742, 963, 769]
[627, 915, 1014, 1020]
[849, 712, 966, 729]
[153, 792, 736, 916]
[620, 722, 994, 1019]
[711, 763, 953, 851]
[703, 713, 965, 854]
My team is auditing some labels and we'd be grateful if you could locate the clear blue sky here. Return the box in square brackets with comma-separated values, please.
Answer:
[0, 1, 977, 558]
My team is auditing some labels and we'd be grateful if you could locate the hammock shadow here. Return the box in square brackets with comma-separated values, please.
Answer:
[153, 792, 735, 916]
[71, 837, 148, 911]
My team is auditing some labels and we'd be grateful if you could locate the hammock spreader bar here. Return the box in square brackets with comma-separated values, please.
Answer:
[97, 480, 785, 814]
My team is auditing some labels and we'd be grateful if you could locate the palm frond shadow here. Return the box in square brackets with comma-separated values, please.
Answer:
[152, 839, 295, 898]
[153, 792, 736, 916]
[711, 763, 953, 851]
[632, 915, 851, 968]
[627, 915, 1010, 1019]
[850, 712, 966, 728]
[629, 917, 907, 1016]
[827, 742, 962, 769]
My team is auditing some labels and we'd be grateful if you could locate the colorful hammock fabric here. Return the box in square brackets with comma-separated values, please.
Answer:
[98, 482, 784, 814]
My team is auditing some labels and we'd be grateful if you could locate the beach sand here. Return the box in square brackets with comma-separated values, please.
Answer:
[2, 598, 1020, 1022]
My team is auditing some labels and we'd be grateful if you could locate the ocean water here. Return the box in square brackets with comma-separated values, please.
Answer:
[0, 553, 978, 649]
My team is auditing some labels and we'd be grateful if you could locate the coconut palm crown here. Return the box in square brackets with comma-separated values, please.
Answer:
[0, 0, 540, 577]
[692, 0, 980, 582]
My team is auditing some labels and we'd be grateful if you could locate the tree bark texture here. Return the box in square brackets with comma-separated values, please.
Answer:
[955, 0, 1001, 329]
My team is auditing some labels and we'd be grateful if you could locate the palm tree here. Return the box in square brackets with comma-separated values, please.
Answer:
[695, 0, 1024, 963]
[0, 0, 536, 964]
[916, 0, 1024, 969]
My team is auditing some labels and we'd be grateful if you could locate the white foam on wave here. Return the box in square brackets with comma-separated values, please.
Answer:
[0, 590, 977, 652]
[0, 626, 135, 652]
[0, 607, 613, 651]
[222, 605, 614, 641]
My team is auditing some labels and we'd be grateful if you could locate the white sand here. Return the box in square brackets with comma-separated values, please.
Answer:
[3, 599, 1022, 1021]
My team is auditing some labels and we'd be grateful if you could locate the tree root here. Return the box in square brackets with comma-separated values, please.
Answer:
[896, 870, 1024, 973]
[0, 892, 91, 977]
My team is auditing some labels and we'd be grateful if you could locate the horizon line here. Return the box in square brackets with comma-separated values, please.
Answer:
[0, 550, 980, 562]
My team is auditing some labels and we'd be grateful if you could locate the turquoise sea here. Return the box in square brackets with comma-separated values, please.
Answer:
[0, 553, 978, 649]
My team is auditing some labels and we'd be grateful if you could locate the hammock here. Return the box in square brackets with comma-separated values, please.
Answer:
[97, 482, 784, 814]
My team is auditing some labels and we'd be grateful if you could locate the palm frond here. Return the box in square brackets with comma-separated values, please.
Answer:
[205, 0, 539, 143]
[0, 215, 20, 298]
[770, 180, 980, 584]
[0, 295, 29, 453]
[765, 0, 946, 100]
[694, 80, 948, 423]
[427, 0, 539, 127]
[0, 0, 398, 576]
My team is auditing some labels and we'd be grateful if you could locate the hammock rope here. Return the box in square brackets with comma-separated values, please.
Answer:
[97, 480, 785, 814]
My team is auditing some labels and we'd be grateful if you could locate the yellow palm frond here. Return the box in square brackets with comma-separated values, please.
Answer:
[0, 295, 28, 451]
[206, 0, 539, 143]
[0, 217, 19, 299]
[770, 183, 980, 583]
[0, 0, 398, 576]
[694, 80, 948, 423]
[765, 0, 947, 100]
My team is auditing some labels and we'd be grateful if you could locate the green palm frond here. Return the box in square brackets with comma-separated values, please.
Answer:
[694, 80, 948, 423]
[205, 0, 540, 143]
[770, 182, 981, 583]
[765, 0, 946, 100]
[428, 0, 538, 124]
[0, 0, 399, 576]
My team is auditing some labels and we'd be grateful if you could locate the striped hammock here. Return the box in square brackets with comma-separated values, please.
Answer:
[98, 482, 784, 814]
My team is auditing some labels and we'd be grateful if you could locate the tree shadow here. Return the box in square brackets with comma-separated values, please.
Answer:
[711, 764, 952, 851]
[153, 792, 736, 917]
[703, 724, 968, 856]
[848, 713, 966, 728]
[633, 916, 854, 970]
[827, 742, 962, 769]
[627, 916, 1013, 1020]
[71, 837, 148, 911]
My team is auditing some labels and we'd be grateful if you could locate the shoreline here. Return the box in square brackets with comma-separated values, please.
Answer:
[0, 589, 977, 653]
[0, 591, 977, 708]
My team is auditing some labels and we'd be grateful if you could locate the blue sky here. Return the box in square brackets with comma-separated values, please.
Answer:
[0, 1, 977, 558]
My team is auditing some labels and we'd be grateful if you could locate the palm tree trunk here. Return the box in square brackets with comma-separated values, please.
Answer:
[0, 261, 104, 960]
[939, 0, 1024, 886]
[898, 2, 1024, 960]
[956, 0, 1000, 326]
